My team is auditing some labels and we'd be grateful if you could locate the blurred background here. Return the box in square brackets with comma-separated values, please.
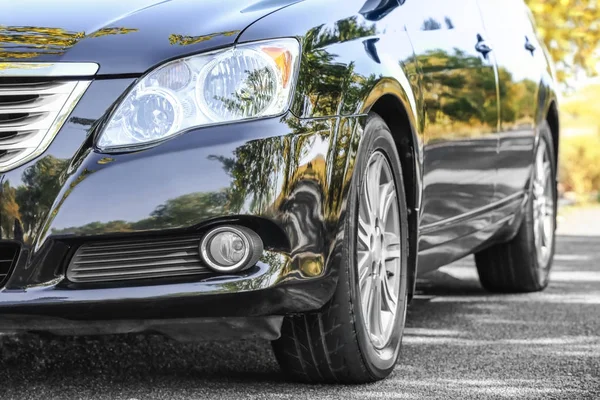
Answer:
[525, 0, 600, 214]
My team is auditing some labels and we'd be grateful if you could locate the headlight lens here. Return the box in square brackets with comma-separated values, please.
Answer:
[97, 38, 300, 150]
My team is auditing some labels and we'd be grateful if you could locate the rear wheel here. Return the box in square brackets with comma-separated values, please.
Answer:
[272, 113, 409, 383]
[475, 122, 557, 292]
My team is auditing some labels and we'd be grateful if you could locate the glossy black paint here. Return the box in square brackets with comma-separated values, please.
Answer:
[0, 82, 365, 316]
[0, 0, 304, 75]
[0, 0, 559, 329]
[239, 0, 425, 288]
[478, 1, 546, 204]
[404, 0, 498, 230]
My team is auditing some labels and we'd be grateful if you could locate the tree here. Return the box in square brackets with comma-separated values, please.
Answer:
[0, 179, 20, 239]
[15, 156, 68, 238]
[139, 192, 228, 229]
[526, 0, 600, 82]
[0, 25, 137, 60]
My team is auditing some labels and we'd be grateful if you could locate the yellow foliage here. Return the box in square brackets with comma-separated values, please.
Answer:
[559, 134, 600, 197]
[558, 83, 600, 198]
[560, 83, 600, 135]
[525, 0, 600, 81]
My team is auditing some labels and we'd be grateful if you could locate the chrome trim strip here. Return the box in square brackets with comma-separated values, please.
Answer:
[420, 192, 525, 235]
[0, 62, 99, 77]
[0, 81, 92, 172]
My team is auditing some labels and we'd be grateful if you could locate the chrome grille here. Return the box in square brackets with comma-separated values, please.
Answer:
[67, 236, 213, 283]
[0, 79, 91, 171]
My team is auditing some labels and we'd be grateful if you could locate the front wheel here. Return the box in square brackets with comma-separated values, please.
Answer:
[475, 121, 557, 292]
[272, 113, 410, 383]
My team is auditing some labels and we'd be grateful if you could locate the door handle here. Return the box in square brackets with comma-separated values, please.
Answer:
[475, 34, 492, 59]
[525, 36, 536, 55]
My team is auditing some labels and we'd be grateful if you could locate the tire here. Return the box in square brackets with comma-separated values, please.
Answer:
[475, 121, 557, 293]
[272, 113, 410, 383]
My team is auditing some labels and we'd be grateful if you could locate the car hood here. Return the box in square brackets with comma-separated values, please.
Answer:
[1, 0, 302, 75]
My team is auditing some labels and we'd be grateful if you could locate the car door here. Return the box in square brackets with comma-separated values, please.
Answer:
[476, 0, 543, 209]
[402, 0, 499, 250]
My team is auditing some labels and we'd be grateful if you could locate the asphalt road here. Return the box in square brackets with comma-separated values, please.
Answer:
[2, 232, 599, 399]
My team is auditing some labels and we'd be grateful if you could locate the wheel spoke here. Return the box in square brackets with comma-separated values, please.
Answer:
[384, 232, 400, 262]
[536, 142, 546, 177]
[357, 215, 371, 250]
[365, 157, 383, 220]
[361, 276, 373, 317]
[358, 250, 371, 275]
[358, 252, 371, 291]
[384, 232, 400, 251]
[542, 163, 552, 186]
[379, 182, 395, 222]
[360, 187, 374, 227]
[543, 217, 553, 244]
[381, 274, 397, 312]
[369, 276, 383, 338]
[385, 254, 401, 264]
[538, 210, 546, 246]
[533, 181, 544, 200]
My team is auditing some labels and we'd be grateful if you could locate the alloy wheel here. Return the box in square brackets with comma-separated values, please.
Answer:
[532, 140, 555, 269]
[357, 151, 402, 349]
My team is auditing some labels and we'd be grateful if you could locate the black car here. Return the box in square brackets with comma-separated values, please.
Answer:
[0, 0, 558, 383]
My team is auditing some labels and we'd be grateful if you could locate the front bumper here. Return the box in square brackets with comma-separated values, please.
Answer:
[0, 78, 365, 325]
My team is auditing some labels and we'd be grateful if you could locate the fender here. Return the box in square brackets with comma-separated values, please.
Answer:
[237, 0, 424, 299]
[535, 67, 560, 145]
[237, 0, 424, 206]
[361, 76, 424, 301]
[361, 77, 424, 211]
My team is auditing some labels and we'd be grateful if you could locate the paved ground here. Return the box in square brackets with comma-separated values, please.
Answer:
[2, 211, 599, 399]
[557, 206, 600, 236]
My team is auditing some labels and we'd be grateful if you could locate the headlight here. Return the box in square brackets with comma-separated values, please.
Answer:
[97, 38, 300, 150]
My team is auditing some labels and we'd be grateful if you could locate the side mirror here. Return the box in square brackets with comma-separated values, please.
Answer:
[359, 0, 405, 21]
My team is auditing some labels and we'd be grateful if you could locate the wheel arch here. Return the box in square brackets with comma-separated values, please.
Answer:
[546, 100, 560, 166]
[536, 67, 560, 166]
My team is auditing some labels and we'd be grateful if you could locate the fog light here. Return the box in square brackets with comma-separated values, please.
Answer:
[199, 226, 263, 273]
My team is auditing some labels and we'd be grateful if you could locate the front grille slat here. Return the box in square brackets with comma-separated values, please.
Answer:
[71, 268, 213, 283]
[0, 130, 40, 145]
[0, 149, 25, 163]
[72, 249, 200, 266]
[80, 237, 200, 252]
[0, 81, 76, 96]
[0, 78, 89, 171]
[67, 236, 212, 283]
[76, 244, 198, 259]
[0, 112, 55, 131]
[72, 264, 209, 276]
[70, 256, 202, 271]
[0, 93, 69, 113]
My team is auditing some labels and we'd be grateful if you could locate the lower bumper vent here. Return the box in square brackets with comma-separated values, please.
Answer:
[67, 236, 212, 283]
[0, 243, 20, 287]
